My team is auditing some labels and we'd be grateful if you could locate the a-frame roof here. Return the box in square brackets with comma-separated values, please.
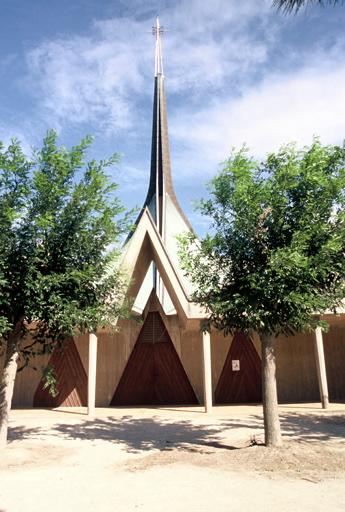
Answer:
[121, 207, 206, 323]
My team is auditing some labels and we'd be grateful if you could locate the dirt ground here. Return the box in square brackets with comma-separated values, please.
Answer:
[1, 403, 345, 512]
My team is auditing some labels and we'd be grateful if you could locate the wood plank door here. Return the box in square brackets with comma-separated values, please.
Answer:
[215, 332, 262, 404]
[111, 311, 198, 406]
[33, 339, 87, 407]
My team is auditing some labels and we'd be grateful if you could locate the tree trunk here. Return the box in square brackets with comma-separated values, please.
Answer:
[260, 331, 282, 447]
[0, 325, 21, 449]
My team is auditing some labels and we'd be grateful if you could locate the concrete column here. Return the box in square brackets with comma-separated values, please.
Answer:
[314, 327, 329, 409]
[202, 331, 213, 414]
[88, 333, 98, 417]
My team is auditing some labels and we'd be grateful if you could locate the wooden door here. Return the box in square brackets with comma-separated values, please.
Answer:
[215, 332, 262, 404]
[33, 339, 87, 407]
[111, 312, 198, 406]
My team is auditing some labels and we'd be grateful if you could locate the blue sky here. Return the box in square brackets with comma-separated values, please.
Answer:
[1, 0, 345, 233]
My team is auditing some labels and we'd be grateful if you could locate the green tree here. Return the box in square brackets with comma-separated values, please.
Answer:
[274, 0, 342, 13]
[0, 131, 131, 447]
[179, 141, 345, 447]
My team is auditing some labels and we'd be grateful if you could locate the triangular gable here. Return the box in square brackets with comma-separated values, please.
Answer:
[121, 208, 205, 322]
[33, 339, 87, 407]
[110, 308, 198, 406]
[215, 332, 262, 404]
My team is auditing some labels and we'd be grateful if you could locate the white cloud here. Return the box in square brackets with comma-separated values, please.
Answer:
[26, 29, 146, 133]
[15, 0, 345, 203]
[170, 55, 345, 178]
[165, 33, 268, 94]
[24, 0, 273, 134]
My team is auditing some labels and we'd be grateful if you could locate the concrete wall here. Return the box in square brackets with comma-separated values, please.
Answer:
[209, 320, 345, 404]
[210, 330, 232, 396]
[180, 327, 203, 403]
[1, 315, 345, 407]
[323, 320, 345, 401]
[94, 318, 142, 406]
[275, 331, 319, 403]
[275, 318, 345, 403]
[11, 352, 49, 407]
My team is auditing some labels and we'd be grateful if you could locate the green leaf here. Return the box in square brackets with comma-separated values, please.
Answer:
[179, 139, 345, 336]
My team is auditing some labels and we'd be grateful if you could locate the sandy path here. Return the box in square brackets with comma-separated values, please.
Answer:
[0, 404, 344, 512]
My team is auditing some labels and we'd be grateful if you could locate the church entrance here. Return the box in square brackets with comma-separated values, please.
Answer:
[111, 311, 198, 406]
[215, 332, 262, 404]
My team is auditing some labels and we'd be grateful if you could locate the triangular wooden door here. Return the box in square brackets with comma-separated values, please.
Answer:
[33, 339, 87, 407]
[111, 311, 198, 406]
[215, 332, 262, 404]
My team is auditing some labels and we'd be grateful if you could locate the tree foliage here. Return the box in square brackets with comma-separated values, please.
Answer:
[274, 0, 342, 13]
[0, 130, 131, 366]
[180, 140, 345, 337]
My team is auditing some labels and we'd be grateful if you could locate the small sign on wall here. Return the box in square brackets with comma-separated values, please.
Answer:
[232, 359, 240, 371]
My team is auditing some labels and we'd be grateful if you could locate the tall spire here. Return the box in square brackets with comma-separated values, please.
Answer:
[129, 18, 195, 314]
[153, 16, 164, 77]
[143, 17, 192, 238]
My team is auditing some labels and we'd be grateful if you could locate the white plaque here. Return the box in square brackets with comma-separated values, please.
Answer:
[232, 360, 240, 371]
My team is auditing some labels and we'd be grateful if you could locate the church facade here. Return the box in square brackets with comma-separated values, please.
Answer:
[4, 18, 345, 409]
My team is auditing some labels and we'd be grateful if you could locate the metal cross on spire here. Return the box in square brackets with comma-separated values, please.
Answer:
[152, 16, 164, 77]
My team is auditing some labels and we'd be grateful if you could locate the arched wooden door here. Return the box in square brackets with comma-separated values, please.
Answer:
[111, 311, 198, 406]
[33, 339, 87, 407]
[215, 332, 262, 404]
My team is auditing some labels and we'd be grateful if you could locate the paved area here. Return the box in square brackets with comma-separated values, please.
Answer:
[1, 403, 345, 512]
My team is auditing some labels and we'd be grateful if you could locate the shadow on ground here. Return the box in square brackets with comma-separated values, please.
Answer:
[279, 413, 345, 442]
[8, 412, 344, 451]
[8, 415, 260, 453]
[8, 426, 45, 441]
